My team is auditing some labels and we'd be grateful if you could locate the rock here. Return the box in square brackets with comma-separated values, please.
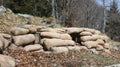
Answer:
[0, 55, 15, 67]
[11, 27, 29, 35]
[43, 39, 75, 50]
[40, 32, 72, 40]
[24, 44, 43, 52]
[13, 34, 35, 46]
[80, 31, 93, 36]
[51, 47, 69, 53]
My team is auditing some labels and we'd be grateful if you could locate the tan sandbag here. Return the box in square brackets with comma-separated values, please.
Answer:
[0, 33, 11, 40]
[67, 46, 88, 51]
[24, 44, 43, 52]
[23, 25, 37, 33]
[43, 39, 75, 50]
[13, 34, 35, 46]
[96, 45, 104, 51]
[0, 36, 10, 49]
[96, 39, 105, 45]
[8, 43, 18, 49]
[51, 47, 69, 53]
[84, 28, 101, 34]
[39, 28, 65, 33]
[0, 39, 3, 49]
[63, 27, 84, 34]
[100, 35, 109, 42]
[104, 43, 111, 49]
[59, 34, 72, 40]
[80, 31, 93, 36]
[34, 49, 44, 52]
[40, 32, 59, 38]
[0, 55, 15, 67]
[11, 27, 29, 35]
[40, 32, 72, 40]
[82, 41, 98, 48]
[80, 35, 101, 41]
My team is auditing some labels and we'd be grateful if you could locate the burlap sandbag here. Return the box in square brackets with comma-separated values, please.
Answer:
[96, 45, 104, 51]
[11, 27, 29, 35]
[80, 35, 101, 41]
[103, 43, 111, 49]
[84, 28, 101, 34]
[39, 28, 65, 33]
[67, 46, 88, 51]
[43, 39, 75, 50]
[63, 27, 84, 34]
[80, 31, 93, 36]
[23, 25, 45, 33]
[96, 39, 105, 45]
[51, 47, 69, 53]
[82, 41, 98, 48]
[24, 44, 43, 52]
[0, 55, 15, 67]
[0, 36, 10, 49]
[13, 34, 35, 46]
[40, 32, 59, 38]
[40, 32, 72, 40]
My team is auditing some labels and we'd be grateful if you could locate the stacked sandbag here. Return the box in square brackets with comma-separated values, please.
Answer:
[0, 34, 11, 49]
[79, 28, 111, 53]
[10, 26, 44, 52]
[24, 44, 43, 52]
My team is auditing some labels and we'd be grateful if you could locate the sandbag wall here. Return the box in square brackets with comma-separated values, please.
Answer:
[0, 25, 111, 54]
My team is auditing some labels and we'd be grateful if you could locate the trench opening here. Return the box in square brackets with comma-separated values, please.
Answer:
[70, 33, 82, 45]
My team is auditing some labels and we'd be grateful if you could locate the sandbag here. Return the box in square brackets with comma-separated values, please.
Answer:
[104, 43, 111, 49]
[0, 55, 15, 67]
[84, 28, 101, 34]
[23, 25, 45, 33]
[13, 34, 35, 46]
[82, 41, 98, 48]
[40, 32, 59, 38]
[63, 27, 84, 34]
[51, 47, 69, 53]
[80, 35, 101, 41]
[11, 27, 29, 35]
[80, 31, 93, 36]
[0, 36, 10, 49]
[96, 45, 104, 51]
[8, 43, 18, 49]
[96, 39, 105, 45]
[39, 28, 65, 33]
[59, 34, 72, 40]
[0, 33, 11, 40]
[67, 46, 88, 51]
[24, 44, 43, 52]
[43, 39, 75, 50]
[40, 32, 72, 40]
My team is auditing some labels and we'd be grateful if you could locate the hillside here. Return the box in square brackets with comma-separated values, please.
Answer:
[0, 6, 120, 67]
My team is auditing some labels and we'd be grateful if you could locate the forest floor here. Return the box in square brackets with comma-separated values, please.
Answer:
[3, 48, 120, 67]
